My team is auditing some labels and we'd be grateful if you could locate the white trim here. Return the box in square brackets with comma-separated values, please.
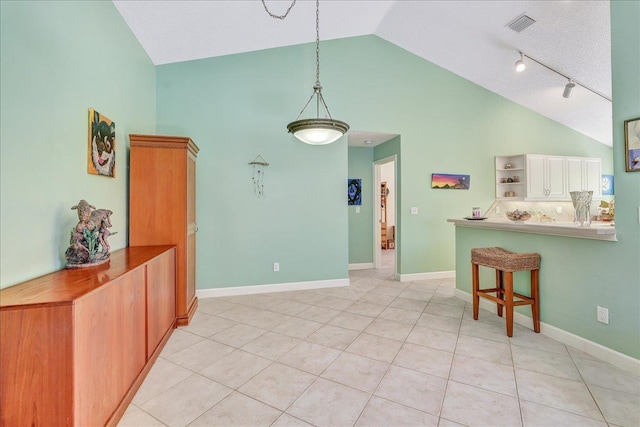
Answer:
[349, 263, 374, 270]
[455, 289, 640, 375]
[399, 271, 456, 282]
[197, 278, 350, 298]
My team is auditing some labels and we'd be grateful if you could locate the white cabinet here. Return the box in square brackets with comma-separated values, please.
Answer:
[526, 154, 566, 200]
[566, 157, 602, 198]
[495, 154, 603, 201]
[495, 155, 525, 200]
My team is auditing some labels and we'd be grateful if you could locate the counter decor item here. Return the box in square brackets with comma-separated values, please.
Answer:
[504, 163, 513, 169]
[570, 191, 593, 227]
[506, 209, 531, 222]
[598, 199, 614, 221]
[65, 199, 113, 268]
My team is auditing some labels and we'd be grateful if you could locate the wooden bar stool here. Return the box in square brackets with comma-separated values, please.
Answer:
[471, 247, 540, 337]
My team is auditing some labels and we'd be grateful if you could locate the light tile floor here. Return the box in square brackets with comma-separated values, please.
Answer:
[119, 256, 639, 427]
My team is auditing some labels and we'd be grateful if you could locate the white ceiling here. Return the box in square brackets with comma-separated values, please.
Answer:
[114, 0, 612, 146]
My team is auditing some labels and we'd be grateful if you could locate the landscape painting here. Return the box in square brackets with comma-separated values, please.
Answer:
[431, 173, 470, 190]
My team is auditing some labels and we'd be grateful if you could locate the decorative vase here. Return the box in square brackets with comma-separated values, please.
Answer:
[570, 191, 593, 227]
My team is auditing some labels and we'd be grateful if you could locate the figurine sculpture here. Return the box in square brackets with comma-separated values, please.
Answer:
[65, 199, 114, 268]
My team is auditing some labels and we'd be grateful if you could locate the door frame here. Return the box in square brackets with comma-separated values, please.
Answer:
[373, 155, 397, 271]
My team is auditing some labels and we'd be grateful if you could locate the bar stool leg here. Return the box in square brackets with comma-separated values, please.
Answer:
[505, 271, 514, 337]
[472, 263, 480, 320]
[496, 269, 504, 318]
[531, 268, 540, 333]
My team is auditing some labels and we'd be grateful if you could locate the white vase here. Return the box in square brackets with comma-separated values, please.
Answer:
[570, 191, 593, 227]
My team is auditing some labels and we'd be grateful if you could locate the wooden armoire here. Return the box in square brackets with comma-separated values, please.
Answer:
[129, 134, 199, 326]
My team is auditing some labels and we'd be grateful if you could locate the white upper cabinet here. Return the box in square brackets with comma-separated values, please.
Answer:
[496, 154, 602, 201]
[526, 154, 566, 200]
[567, 157, 602, 198]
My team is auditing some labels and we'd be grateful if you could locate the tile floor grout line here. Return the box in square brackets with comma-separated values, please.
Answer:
[566, 342, 611, 424]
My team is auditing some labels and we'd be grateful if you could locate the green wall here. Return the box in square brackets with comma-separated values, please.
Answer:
[156, 45, 349, 288]
[454, 1, 639, 359]
[348, 147, 374, 265]
[0, 1, 156, 288]
[157, 35, 612, 289]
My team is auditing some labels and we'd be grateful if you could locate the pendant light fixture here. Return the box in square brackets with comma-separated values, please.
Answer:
[285, 0, 349, 145]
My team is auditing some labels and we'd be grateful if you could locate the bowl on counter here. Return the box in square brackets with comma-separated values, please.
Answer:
[506, 209, 531, 222]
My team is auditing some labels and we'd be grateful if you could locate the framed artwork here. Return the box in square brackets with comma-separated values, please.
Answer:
[602, 175, 614, 195]
[431, 173, 470, 190]
[88, 108, 116, 177]
[624, 116, 640, 172]
[348, 179, 362, 205]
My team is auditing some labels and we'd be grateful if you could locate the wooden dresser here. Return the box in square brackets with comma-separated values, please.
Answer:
[0, 246, 176, 427]
[129, 134, 199, 326]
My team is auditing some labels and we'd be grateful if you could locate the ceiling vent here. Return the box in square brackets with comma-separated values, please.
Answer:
[507, 13, 536, 33]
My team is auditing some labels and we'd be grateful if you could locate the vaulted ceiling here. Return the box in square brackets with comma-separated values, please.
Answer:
[114, 0, 612, 147]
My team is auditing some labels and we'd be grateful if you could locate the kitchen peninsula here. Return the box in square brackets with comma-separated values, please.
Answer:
[448, 217, 617, 241]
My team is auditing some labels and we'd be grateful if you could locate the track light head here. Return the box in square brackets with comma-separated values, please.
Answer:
[515, 52, 526, 72]
[563, 80, 576, 98]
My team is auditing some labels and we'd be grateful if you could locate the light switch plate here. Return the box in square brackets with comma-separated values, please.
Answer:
[356, 206, 360, 213]
[411, 207, 418, 215]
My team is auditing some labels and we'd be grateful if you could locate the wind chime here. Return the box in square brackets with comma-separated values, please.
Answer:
[249, 155, 269, 197]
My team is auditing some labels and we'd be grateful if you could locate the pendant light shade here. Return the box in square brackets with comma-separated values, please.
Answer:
[287, 118, 350, 145]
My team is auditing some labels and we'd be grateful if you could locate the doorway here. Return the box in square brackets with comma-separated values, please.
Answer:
[374, 156, 396, 273]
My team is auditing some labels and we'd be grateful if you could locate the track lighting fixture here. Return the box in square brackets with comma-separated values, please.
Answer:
[563, 79, 576, 98]
[514, 51, 611, 102]
[515, 52, 526, 72]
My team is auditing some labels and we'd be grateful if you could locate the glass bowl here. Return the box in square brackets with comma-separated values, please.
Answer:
[506, 210, 531, 222]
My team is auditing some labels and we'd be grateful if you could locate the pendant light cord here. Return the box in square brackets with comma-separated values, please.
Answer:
[261, 0, 297, 20]
[315, 0, 320, 85]
[262, 0, 337, 122]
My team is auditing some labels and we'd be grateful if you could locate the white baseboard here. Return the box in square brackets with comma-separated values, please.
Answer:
[399, 271, 456, 282]
[455, 289, 640, 375]
[197, 278, 350, 298]
[348, 263, 374, 270]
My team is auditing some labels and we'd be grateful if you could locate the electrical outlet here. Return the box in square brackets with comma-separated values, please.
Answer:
[411, 207, 418, 215]
[355, 206, 360, 214]
[273, 262, 280, 272]
[496, 206, 500, 214]
[556, 207, 563, 214]
[596, 306, 609, 324]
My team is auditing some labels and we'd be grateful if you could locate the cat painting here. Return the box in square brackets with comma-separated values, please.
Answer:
[88, 108, 116, 177]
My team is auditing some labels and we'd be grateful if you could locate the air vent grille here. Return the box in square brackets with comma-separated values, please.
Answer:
[507, 14, 536, 33]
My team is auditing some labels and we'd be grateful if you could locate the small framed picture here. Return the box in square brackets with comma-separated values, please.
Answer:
[601, 175, 614, 195]
[348, 179, 362, 205]
[624, 116, 640, 172]
[431, 173, 470, 190]
[88, 108, 116, 177]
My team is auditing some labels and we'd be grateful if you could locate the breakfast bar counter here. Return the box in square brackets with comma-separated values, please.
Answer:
[447, 218, 617, 242]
